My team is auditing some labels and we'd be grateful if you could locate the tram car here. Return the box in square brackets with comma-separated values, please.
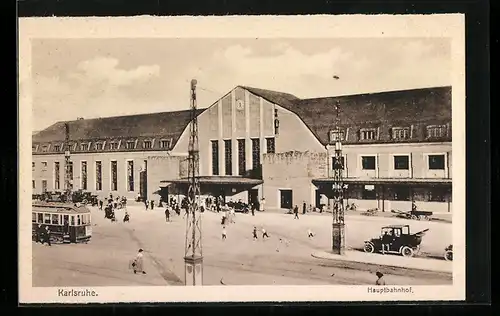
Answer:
[32, 201, 92, 244]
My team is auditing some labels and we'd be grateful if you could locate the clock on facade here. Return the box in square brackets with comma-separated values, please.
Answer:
[236, 99, 245, 111]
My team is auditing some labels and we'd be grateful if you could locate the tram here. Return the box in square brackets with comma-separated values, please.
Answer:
[32, 201, 92, 244]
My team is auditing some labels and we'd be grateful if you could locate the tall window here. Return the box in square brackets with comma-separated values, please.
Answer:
[211, 140, 219, 175]
[426, 125, 447, 138]
[428, 154, 445, 170]
[111, 161, 118, 191]
[224, 140, 232, 176]
[394, 155, 409, 170]
[266, 137, 275, 154]
[81, 161, 88, 190]
[251, 138, 260, 170]
[237, 139, 246, 175]
[95, 161, 102, 191]
[54, 162, 60, 190]
[391, 127, 410, 140]
[32, 162, 35, 170]
[41, 161, 48, 171]
[360, 128, 377, 140]
[127, 160, 134, 191]
[361, 156, 376, 170]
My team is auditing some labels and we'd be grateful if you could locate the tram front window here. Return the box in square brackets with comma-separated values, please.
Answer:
[44, 214, 51, 224]
[71, 216, 75, 225]
[37, 213, 43, 223]
[77, 215, 81, 225]
[82, 214, 87, 225]
[52, 214, 59, 225]
[32, 213, 37, 223]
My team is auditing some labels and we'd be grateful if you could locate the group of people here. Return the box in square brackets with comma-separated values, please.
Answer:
[34, 224, 53, 246]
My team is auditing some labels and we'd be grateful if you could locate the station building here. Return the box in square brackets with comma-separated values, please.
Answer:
[32, 85, 452, 213]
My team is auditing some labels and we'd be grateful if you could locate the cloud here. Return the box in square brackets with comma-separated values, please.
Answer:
[72, 57, 160, 87]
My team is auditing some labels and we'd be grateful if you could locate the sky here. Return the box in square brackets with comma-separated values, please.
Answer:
[30, 38, 451, 132]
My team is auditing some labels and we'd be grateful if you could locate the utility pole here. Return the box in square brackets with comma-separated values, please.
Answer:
[332, 100, 346, 255]
[184, 79, 203, 286]
[64, 123, 73, 203]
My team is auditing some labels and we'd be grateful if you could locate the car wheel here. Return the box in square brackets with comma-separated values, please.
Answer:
[444, 250, 453, 261]
[363, 243, 375, 253]
[401, 246, 414, 257]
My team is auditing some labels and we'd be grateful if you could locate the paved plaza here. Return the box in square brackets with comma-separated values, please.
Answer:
[32, 204, 453, 287]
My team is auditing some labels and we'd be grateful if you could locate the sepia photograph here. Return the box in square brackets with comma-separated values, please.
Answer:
[18, 15, 466, 303]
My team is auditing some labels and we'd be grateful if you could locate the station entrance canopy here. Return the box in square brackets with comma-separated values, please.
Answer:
[160, 176, 263, 197]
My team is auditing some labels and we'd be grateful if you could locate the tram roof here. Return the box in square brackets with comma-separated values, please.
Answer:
[32, 202, 91, 214]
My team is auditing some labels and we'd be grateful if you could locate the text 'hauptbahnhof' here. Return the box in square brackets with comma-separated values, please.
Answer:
[32, 85, 452, 213]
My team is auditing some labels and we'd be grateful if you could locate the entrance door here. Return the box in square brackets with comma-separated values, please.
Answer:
[139, 171, 147, 200]
[248, 189, 259, 205]
[315, 189, 321, 208]
[41, 180, 48, 194]
[280, 189, 293, 209]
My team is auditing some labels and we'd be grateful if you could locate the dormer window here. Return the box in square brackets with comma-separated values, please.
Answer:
[160, 139, 171, 149]
[53, 145, 61, 152]
[41, 145, 49, 152]
[126, 141, 136, 150]
[426, 125, 447, 138]
[143, 140, 152, 149]
[95, 143, 103, 151]
[109, 142, 119, 150]
[360, 128, 378, 141]
[329, 128, 345, 142]
[391, 127, 410, 140]
[32, 145, 38, 152]
[80, 143, 89, 151]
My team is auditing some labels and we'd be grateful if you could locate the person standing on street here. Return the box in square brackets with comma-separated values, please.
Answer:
[302, 201, 307, 215]
[44, 226, 52, 246]
[144, 200, 149, 210]
[150, 200, 155, 210]
[375, 272, 386, 285]
[262, 227, 269, 239]
[221, 226, 227, 240]
[165, 206, 170, 222]
[132, 249, 146, 274]
[293, 205, 299, 219]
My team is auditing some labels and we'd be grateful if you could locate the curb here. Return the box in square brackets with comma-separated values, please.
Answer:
[311, 252, 453, 275]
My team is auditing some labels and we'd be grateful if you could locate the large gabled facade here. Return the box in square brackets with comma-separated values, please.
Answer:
[32, 85, 452, 213]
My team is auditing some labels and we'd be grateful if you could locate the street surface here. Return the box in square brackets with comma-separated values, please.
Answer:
[32, 204, 453, 287]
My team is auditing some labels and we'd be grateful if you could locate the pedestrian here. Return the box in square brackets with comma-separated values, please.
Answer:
[123, 211, 130, 223]
[262, 227, 269, 239]
[35, 224, 42, 243]
[131, 249, 146, 274]
[44, 226, 52, 246]
[252, 226, 258, 241]
[375, 271, 386, 285]
[221, 226, 227, 240]
[144, 200, 148, 210]
[308, 229, 315, 238]
[165, 207, 170, 222]
[150, 200, 155, 210]
[99, 199, 103, 210]
[251, 203, 255, 216]
[259, 198, 265, 212]
[302, 201, 307, 215]
[411, 200, 417, 212]
[293, 205, 299, 219]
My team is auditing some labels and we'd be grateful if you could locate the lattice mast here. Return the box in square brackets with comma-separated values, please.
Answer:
[64, 123, 73, 203]
[184, 79, 203, 286]
[332, 100, 346, 255]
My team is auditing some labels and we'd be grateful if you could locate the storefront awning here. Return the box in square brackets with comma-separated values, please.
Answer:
[312, 178, 452, 185]
[160, 176, 263, 187]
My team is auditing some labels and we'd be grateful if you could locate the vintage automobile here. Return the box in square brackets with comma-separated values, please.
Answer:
[363, 225, 429, 257]
[392, 209, 433, 221]
[32, 201, 92, 244]
[444, 244, 453, 261]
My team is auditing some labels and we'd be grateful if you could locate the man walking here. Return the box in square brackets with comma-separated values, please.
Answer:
[262, 227, 269, 239]
[302, 201, 307, 215]
[252, 226, 258, 241]
[131, 249, 146, 274]
[221, 226, 227, 240]
[165, 206, 170, 222]
[293, 205, 299, 219]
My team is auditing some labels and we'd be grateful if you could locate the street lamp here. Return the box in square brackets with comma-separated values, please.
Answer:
[331, 102, 345, 255]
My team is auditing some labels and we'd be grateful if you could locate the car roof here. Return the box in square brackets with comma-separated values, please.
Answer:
[382, 225, 410, 229]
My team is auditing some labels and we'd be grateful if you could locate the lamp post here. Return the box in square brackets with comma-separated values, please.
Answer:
[183, 79, 203, 286]
[64, 123, 73, 203]
[331, 101, 345, 255]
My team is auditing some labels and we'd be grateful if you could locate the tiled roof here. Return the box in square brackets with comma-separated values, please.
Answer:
[245, 86, 452, 145]
[32, 109, 205, 146]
